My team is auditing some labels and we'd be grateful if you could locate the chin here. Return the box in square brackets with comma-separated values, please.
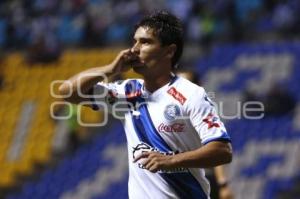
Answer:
[132, 64, 147, 74]
[132, 66, 146, 74]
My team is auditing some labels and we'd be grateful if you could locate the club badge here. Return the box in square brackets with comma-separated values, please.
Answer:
[164, 104, 181, 121]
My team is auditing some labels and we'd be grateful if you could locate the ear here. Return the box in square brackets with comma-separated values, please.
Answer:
[165, 44, 177, 60]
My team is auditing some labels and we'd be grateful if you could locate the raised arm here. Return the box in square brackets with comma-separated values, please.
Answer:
[59, 49, 138, 104]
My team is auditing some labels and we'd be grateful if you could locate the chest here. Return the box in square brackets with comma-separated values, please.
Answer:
[127, 92, 189, 134]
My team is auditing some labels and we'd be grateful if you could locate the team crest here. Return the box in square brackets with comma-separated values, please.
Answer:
[164, 104, 181, 121]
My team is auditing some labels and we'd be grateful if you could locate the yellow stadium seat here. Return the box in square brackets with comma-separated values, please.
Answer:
[0, 164, 16, 187]
[0, 49, 122, 189]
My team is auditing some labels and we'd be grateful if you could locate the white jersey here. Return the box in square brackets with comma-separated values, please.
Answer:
[90, 75, 231, 199]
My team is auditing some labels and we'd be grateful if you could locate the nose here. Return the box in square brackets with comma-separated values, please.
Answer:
[131, 43, 140, 54]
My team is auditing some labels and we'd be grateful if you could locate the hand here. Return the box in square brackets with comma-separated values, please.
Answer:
[133, 151, 175, 173]
[219, 186, 234, 199]
[110, 49, 140, 74]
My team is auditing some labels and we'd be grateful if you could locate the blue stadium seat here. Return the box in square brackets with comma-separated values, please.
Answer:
[7, 43, 300, 199]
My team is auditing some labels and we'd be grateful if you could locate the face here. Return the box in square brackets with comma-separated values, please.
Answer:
[131, 26, 173, 75]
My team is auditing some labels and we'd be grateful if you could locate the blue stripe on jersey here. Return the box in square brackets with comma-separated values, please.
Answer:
[160, 172, 208, 199]
[131, 103, 208, 198]
[125, 80, 172, 152]
[131, 103, 172, 152]
[126, 79, 208, 199]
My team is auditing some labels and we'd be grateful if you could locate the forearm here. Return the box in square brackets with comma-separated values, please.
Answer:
[59, 65, 115, 103]
[214, 165, 228, 184]
[172, 141, 232, 168]
[215, 165, 234, 199]
[59, 49, 137, 104]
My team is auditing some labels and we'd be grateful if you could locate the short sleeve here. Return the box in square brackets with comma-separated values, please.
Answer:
[89, 80, 126, 112]
[187, 88, 231, 145]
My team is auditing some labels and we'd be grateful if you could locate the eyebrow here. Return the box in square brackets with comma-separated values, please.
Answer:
[133, 37, 154, 43]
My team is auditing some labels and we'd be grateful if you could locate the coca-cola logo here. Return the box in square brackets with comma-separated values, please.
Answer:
[158, 123, 185, 133]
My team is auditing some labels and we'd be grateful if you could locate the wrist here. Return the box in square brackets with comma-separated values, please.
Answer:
[172, 151, 187, 167]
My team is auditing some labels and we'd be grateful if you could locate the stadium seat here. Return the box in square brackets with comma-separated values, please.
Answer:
[1, 50, 118, 193]
[3, 45, 300, 199]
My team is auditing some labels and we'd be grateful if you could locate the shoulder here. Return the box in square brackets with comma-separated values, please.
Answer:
[97, 78, 144, 90]
[171, 76, 206, 102]
[112, 78, 144, 86]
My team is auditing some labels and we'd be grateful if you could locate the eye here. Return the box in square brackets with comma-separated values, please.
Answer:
[140, 38, 151, 45]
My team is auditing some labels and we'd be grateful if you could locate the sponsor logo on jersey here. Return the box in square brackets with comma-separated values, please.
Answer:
[158, 123, 185, 133]
[202, 113, 220, 129]
[132, 142, 187, 173]
[132, 143, 155, 160]
[164, 104, 181, 121]
[167, 87, 186, 105]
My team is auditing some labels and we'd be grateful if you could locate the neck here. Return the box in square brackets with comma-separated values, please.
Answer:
[143, 72, 172, 93]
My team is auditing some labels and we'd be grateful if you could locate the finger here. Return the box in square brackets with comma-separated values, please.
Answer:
[140, 157, 151, 167]
[127, 54, 139, 63]
[149, 165, 159, 173]
[133, 151, 150, 163]
[118, 49, 131, 60]
[143, 158, 156, 170]
[144, 156, 160, 170]
[125, 50, 139, 59]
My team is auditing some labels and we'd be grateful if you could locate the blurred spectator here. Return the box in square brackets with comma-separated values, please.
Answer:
[175, 68, 202, 86]
[272, 1, 297, 35]
[4, 20, 18, 49]
[82, 13, 106, 47]
[0, 50, 4, 89]
[66, 104, 83, 153]
[242, 89, 264, 118]
[26, 12, 62, 64]
[52, 103, 88, 155]
[264, 83, 296, 116]
[166, 0, 193, 24]
[199, 6, 216, 52]
[26, 34, 62, 64]
[0, 0, 300, 51]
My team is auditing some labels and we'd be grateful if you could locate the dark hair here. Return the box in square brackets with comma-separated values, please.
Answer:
[135, 10, 184, 69]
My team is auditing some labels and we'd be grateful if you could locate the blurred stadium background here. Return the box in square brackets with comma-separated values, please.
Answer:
[0, 0, 300, 199]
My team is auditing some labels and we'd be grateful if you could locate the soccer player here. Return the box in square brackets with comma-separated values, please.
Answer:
[59, 11, 232, 199]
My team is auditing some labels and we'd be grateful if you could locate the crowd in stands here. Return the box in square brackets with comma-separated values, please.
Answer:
[0, 0, 298, 115]
[0, 0, 300, 54]
[0, 53, 4, 89]
[242, 84, 297, 118]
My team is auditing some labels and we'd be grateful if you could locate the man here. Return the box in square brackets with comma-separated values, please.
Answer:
[59, 11, 232, 199]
